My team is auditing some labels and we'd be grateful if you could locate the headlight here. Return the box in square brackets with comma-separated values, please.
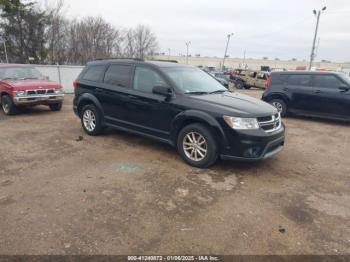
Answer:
[223, 116, 259, 130]
[15, 91, 26, 97]
[54, 89, 64, 94]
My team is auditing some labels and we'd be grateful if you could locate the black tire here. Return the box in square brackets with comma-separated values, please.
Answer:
[269, 99, 287, 117]
[177, 123, 218, 168]
[1, 95, 17, 115]
[235, 80, 244, 89]
[49, 102, 62, 111]
[80, 104, 103, 136]
[244, 86, 252, 90]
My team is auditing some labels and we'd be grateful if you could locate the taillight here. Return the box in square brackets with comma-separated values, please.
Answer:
[73, 79, 78, 89]
[265, 75, 272, 88]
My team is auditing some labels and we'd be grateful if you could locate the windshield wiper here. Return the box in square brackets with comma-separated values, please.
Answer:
[209, 89, 227, 94]
[184, 91, 209, 95]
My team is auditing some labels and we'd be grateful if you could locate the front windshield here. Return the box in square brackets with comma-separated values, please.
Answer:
[0, 67, 43, 80]
[162, 67, 226, 94]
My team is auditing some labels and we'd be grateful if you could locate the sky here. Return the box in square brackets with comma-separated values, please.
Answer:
[46, 0, 350, 62]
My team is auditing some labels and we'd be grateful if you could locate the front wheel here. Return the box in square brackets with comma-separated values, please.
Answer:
[269, 99, 287, 117]
[1, 95, 17, 115]
[80, 104, 103, 136]
[177, 123, 218, 168]
[235, 80, 244, 89]
[49, 102, 62, 111]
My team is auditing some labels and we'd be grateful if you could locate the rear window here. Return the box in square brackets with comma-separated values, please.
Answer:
[287, 74, 311, 86]
[82, 65, 106, 82]
[104, 64, 132, 88]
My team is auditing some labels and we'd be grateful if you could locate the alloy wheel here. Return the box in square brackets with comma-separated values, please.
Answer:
[272, 101, 283, 113]
[83, 109, 96, 132]
[183, 132, 208, 162]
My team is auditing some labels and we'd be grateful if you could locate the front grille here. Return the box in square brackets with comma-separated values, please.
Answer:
[258, 113, 281, 133]
[26, 89, 55, 96]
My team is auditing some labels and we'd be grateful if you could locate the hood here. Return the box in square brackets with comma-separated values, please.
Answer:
[2, 79, 62, 91]
[189, 91, 277, 117]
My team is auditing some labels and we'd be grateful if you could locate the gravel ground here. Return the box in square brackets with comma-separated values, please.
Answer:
[0, 89, 349, 255]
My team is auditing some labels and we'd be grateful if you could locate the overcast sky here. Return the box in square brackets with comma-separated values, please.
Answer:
[52, 0, 350, 62]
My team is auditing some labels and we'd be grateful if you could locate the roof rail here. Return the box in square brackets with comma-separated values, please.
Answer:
[150, 59, 178, 63]
[94, 57, 144, 62]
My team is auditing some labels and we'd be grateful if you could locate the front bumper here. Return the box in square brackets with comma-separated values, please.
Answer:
[13, 94, 64, 105]
[219, 123, 285, 161]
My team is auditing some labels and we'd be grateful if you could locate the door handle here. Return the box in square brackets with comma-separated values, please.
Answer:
[283, 87, 289, 91]
[314, 89, 321, 94]
[127, 94, 138, 100]
[95, 87, 103, 93]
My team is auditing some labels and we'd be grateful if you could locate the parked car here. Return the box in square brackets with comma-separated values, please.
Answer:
[234, 69, 270, 89]
[262, 71, 350, 120]
[73, 59, 285, 168]
[0, 64, 64, 115]
[210, 72, 230, 88]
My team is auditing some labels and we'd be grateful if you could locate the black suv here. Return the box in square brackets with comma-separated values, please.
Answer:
[263, 71, 350, 120]
[73, 59, 285, 168]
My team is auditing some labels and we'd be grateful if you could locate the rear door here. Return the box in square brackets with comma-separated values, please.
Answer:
[100, 63, 133, 125]
[310, 74, 350, 119]
[285, 74, 313, 112]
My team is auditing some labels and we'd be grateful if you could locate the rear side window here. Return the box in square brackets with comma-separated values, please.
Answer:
[82, 65, 105, 82]
[313, 75, 343, 88]
[257, 73, 267, 80]
[104, 64, 132, 88]
[271, 74, 287, 85]
[287, 75, 311, 86]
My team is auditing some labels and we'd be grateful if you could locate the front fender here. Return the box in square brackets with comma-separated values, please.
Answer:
[170, 110, 229, 149]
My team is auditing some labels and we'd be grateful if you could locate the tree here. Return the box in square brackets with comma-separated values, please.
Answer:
[133, 25, 158, 59]
[0, 0, 48, 63]
[46, 0, 69, 64]
[66, 16, 123, 64]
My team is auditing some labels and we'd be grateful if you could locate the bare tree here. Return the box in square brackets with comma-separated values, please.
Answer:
[46, 0, 70, 64]
[133, 25, 158, 59]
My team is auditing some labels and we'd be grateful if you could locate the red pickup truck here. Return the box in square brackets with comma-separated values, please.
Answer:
[0, 64, 64, 115]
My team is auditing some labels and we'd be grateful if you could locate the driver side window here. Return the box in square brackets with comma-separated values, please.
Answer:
[133, 67, 167, 93]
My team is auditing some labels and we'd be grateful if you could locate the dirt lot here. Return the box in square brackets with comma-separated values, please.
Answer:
[0, 89, 349, 255]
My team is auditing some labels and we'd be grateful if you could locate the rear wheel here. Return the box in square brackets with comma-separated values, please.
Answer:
[1, 95, 17, 115]
[269, 99, 287, 117]
[49, 102, 62, 111]
[80, 104, 103, 135]
[177, 123, 218, 168]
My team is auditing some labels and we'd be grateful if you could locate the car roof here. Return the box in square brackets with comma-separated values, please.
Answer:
[87, 59, 193, 69]
[272, 70, 339, 75]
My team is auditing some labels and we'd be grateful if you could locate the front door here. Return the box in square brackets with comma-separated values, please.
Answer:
[311, 74, 350, 119]
[125, 66, 178, 140]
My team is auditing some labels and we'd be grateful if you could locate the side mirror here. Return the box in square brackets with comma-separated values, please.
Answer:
[152, 86, 173, 97]
[339, 85, 349, 92]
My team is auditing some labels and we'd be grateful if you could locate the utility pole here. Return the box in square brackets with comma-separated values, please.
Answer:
[185, 41, 191, 64]
[167, 48, 171, 60]
[222, 33, 233, 71]
[309, 6, 326, 70]
[3, 41, 8, 63]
